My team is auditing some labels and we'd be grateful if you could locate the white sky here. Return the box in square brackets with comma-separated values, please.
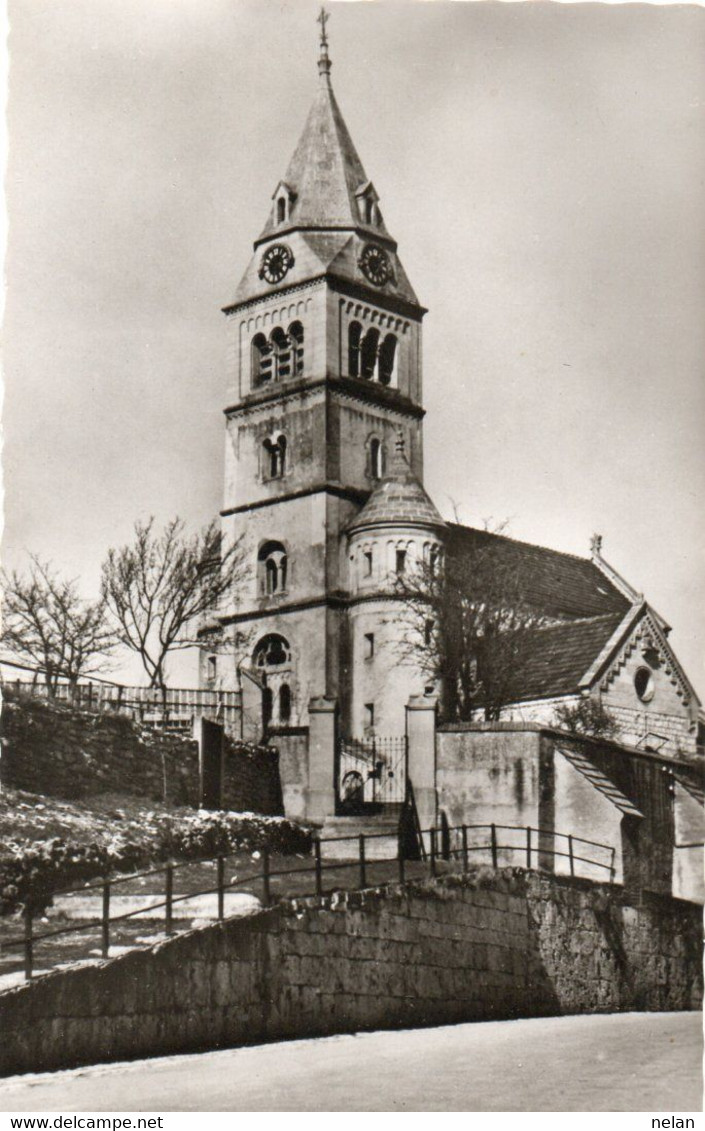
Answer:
[3, 0, 704, 690]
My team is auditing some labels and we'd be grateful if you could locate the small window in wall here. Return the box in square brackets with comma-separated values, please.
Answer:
[277, 196, 286, 224]
[396, 548, 407, 575]
[206, 655, 217, 681]
[364, 703, 375, 730]
[279, 683, 292, 724]
[258, 541, 288, 595]
[263, 435, 287, 480]
[370, 438, 384, 480]
[263, 685, 274, 728]
[364, 632, 375, 660]
[429, 544, 440, 577]
[635, 667, 655, 703]
[363, 550, 373, 577]
[424, 620, 434, 647]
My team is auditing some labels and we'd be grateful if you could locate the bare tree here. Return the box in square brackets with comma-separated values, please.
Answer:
[394, 530, 550, 721]
[101, 517, 246, 692]
[1, 557, 116, 695]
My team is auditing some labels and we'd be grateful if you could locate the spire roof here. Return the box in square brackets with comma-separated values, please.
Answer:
[257, 12, 392, 243]
[348, 433, 446, 534]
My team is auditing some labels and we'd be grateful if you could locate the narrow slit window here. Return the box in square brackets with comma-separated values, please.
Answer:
[364, 703, 375, 730]
[363, 550, 373, 577]
[396, 548, 407, 575]
[364, 633, 375, 660]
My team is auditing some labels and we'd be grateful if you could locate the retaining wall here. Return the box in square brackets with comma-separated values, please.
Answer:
[0, 689, 282, 814]
[1, 867, 701, 1077]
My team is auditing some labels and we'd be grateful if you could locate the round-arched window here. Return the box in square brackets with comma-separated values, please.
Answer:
[634, 667, 655, 703]
[253, 634, 294, 727]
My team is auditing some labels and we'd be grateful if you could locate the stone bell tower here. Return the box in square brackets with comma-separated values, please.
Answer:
[209, 11, 428, 732]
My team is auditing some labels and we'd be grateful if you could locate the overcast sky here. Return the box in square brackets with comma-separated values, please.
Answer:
[3, 0, 704, 690]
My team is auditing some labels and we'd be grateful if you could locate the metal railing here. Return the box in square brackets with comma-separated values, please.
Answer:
[1, 663, 241, 730]
[0, 821, 616, 983]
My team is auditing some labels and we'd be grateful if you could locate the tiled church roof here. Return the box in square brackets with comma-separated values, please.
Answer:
[446, 525, 631, 621]
[504, 613, 627, 703]
[348, 435, 445, 533]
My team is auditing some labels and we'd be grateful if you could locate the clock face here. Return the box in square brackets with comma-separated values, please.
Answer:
[359, 243, 393, 287]
[259, 243, 294, 285]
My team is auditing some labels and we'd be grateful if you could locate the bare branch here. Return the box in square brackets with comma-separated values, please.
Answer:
[100, 517, 247, 691]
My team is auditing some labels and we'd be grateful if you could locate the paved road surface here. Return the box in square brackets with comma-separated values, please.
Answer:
[1, 1012, 701, 1112]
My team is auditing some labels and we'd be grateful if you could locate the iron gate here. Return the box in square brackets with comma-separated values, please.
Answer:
[337, 735, 408, 814]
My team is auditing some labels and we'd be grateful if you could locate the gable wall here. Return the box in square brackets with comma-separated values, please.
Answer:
[601, 646, 696, 757]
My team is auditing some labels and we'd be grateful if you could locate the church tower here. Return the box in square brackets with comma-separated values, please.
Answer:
[213, 13, 428, 732]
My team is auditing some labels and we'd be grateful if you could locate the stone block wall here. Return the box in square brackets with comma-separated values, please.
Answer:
[0, 689, 200, 807]
[1, 868, 701, 1077]
[0, 689, 283, 815]
[221, 739, 283, 816]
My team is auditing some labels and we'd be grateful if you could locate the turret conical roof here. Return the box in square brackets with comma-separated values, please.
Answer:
[348, 434, 446, 534]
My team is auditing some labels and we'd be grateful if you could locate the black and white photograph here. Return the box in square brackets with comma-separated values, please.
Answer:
[0, 0, 703, 1115]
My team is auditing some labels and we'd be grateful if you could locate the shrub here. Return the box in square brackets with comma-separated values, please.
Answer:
[0, 810, 312, 915]
[554, 698, 619, 741]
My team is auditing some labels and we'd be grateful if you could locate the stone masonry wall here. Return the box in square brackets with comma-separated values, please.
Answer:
[0, 689, 200, 807]
[0, 689, 282, 815]
[1, 868, 701, 1077]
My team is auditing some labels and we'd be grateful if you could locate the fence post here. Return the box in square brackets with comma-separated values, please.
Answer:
[430, 828, 437, 877]
[568, 835, 575, 877]
[217, 856, 225, 920]
[398, 842, 405, 884]
[101, 880, 111, 958]
[314, 839, 323, 897]
[461, 825, 469, 872]
[526, 826, 532, 869]
[359, 834, 367, 889]
[165, 864, 174, 936]
[610, 847, 616, 885]
[490, 824, 498, 869]
[23, 910, 33, 981]
[262, 846, 271, 907]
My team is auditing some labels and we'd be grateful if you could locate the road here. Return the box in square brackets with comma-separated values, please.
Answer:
[0, 1012, 701, 1112]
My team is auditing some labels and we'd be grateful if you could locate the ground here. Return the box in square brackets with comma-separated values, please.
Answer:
[0, 1012, 701, 1112]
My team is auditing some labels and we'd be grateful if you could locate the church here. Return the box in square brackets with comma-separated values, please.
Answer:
[200, 13, 702, 826]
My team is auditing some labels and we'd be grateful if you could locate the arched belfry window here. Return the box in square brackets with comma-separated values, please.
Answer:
[348, 322, 362, 378]
[360, 328, 380, 380]
[252, 333, 273, 386]
[378, 334, 397, 386]
[288, 321, 304, 376]
[277, 196, 286, 224]
[271, 327, 291, 381]
[263, 434, 287, 480]
[258, 541, 288, 595]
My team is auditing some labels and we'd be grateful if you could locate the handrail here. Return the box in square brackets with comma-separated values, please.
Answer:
[0, 820, 619, 980]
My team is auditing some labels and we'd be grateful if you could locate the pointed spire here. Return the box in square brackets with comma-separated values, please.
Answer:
[256, 9, 393, 243]
[317, 7, 332, 80]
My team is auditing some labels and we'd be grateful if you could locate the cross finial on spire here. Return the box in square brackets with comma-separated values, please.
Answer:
[590, 532, 603, 556]
[317, 6, 332, 78]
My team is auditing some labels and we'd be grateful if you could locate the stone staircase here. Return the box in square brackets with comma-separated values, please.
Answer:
[318, 811, 401, 860]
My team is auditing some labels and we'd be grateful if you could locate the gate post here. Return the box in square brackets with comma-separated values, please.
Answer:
[306, 696, 338, 823]
[405, 692, 438, 830]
